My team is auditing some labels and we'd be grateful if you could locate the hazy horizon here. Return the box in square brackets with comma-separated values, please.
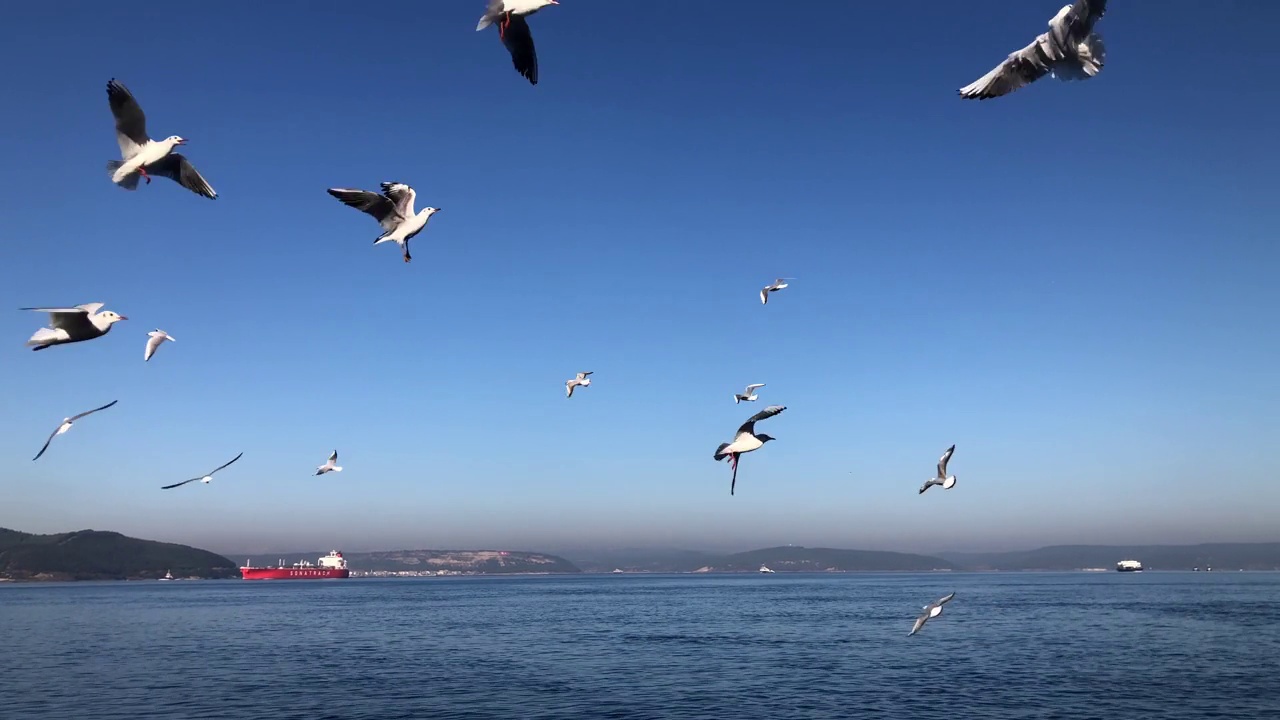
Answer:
[3, 2, 1278, 556]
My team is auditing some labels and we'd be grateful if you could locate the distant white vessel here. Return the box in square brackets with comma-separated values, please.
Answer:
[1115, 559, 1143, 572]
[159, 570, 173, 581]
[759, 564, 775, 574]
[612, 568, 624, 574]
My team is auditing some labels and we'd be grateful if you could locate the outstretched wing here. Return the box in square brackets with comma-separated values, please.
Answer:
[937, 444, 955, 478]
[161, 477, 202, 490]
[936, 591, 956, 606]
[380, 182, 416, 217]
[958, 38, 1053, 100]
[1063, 0, 1107, 36]
[327, 188, 403, 231]
[744, 384, 765, 393]
[736, 405, 786, 435]
[149, 154, 217, 199]
[327, 450, 338, 464]
[501, 14, 540, 85]
[68, 400, 118, 422]
[577, 371, 593, 380]
[909, 613, 928, 636]
[107, 79, 149, 158]
[207, 451, 244, 476]
[31, 426, 62, 462]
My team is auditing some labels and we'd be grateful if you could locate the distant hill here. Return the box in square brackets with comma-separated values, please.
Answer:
[240, 549, 581, 574]
[713, 546, 955, 572]
[0, 528, 238, 581]
[938, 543, 1280, 571]
[564, 546, 955, 573]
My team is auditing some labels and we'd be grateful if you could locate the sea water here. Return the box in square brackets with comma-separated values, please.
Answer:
[2, 572, 1278, 719]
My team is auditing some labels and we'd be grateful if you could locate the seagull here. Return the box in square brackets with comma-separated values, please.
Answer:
[315, 450, 343, 475]
[31, 400, 118, 462]
[909, 592, 956, 636]
[161, 452, 244, 490]
[105, 79, 217, 199]
[713, 405, 785, 495]
[326, 182, 441, 263]
[21, 304, 127, 351]
[566, 371, 592, 398]
[145, 330, 176, 362]
[919, 444, 958, 494]
[958, 0, 1108, 100]
[734, 384, 765, 404]
[760, 278, 792, 305]
[477, 0, 559, 85]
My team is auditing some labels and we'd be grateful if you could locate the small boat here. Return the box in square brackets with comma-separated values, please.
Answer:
[611, 568, 624, 574]
[759, 564, 775, 574]
[159, 570, 174, 581]
[1115, 560, 1143, 572]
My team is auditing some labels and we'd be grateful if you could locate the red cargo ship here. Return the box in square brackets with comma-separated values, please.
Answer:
[240, 550, 350, 580]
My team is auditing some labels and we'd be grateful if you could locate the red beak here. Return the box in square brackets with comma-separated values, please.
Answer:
[118, 315, 129, 321]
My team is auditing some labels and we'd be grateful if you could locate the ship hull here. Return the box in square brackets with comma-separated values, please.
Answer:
[240, 567, 350, 580]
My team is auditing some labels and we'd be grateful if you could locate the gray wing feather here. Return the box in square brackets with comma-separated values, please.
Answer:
[937, 444, 955, 478]
[68, 400, 118, 422]
[501, 14, 539, 85]
[327, 188, 403, 231]
[937, 591, 956, 605]
[737, 405, 786, 435]
[149, 154, 217, 199]
[379, 182, 416, 217]
[208, 452, 244, 476]
[32, 428, 61, 461]
[958, 38, 1052, 100]
[161, 477, 202, 490]
[107, 79, 149, 156]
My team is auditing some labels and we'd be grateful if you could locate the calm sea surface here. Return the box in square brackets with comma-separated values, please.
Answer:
[2, 572, 1278, 719]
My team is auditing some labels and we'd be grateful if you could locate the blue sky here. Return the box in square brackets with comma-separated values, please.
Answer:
[1, 1, 1277, 556]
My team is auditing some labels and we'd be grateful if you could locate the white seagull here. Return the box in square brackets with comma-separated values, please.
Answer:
[566, 371, 592, 398]
[958, 0, 1108, 100]
[22, 304, 127, 351]
[919, 444, 958, 495]
[477, 0, 559, 85]
[315, 450, 343, 475]
[909, 592, 956, 636]
[713, 405, 785, 496]
[161, 452, 244, 490]
[32, 400, 118, 462]
[145, 330, 176, 362]
[760, 278, 792, 305]
[327, 182, 441, 264]
[734, 384, 765, 404]
[105, 79, 217, 199]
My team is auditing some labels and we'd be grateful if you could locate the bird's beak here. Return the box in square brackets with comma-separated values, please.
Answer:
[177, 139, 188, 145]
[169, 336, 177, 342]
[118, 315, 129, 321]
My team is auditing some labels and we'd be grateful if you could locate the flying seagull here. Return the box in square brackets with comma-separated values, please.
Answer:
[734, 384, 765, 404]
[919, 444, 957, 494]
[326, 182, 441, 263]
[105, 79, 217, 199]
[713, 405, 785, 495]
[958, 0, 1108, 100]
[760, 278, 792, 305]
[477, 0, 559, 85]
[566, 371, 592, 398]
[32, 400, 119, 462]
[315, 450, 343, 475]
[22, 304, 127, 351]
[909, 592, 956, 636]
[161, 452, 244, 490]
[145, 329, 176, 362]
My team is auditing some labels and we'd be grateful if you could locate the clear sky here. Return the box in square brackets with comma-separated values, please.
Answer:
[1, 1, 1277, 556]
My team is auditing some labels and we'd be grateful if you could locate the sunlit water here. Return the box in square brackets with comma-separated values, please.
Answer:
[2, 572, 1278, 719]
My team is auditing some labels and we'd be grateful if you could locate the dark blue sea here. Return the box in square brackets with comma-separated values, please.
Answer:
[2, 572, 1278, 719]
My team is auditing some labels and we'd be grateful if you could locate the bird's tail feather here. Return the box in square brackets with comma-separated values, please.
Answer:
[1056, 33, 1105, 81]
[734, 395, 740, 404]
[107, 161, 140, 190]
[27, 327, 67, 348]
[333, 466, 343, 473]
[714, 443, 731, 461]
